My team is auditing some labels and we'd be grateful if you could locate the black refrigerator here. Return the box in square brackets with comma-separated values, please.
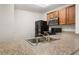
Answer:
[35, 20, 49, 37]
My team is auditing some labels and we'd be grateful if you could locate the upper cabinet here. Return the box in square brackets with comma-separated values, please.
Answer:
[59, 8, 66, 25]
[66, 5, 75, 24]
[53, 11, 59, 18]
[47, 13, 53, 20]
[47, 5, 75, 25]
[47, 11, 58, 20]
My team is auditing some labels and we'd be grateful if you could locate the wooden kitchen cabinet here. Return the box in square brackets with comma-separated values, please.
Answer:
[66, 5, 75, 24]
[47, 11, 58, 20]
[47, 13, 51, 20]
[59, 8, 66, 25]
[47, 13, 53, 20]
[53, 11, 59, 18]
[47, 5, 75, 25]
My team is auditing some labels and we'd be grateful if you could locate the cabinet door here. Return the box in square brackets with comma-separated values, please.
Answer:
[59, 8, 66, 25]
[47, 11, 58, 20]
[66, 5, 75, 24]
[50, 12, 54, 19]
[53, 11, 59, 18]
[47, 14, 51, 20]
[47, 13, 53, 20]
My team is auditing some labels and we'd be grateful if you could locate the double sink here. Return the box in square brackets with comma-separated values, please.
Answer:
[26, 36, 59, 46]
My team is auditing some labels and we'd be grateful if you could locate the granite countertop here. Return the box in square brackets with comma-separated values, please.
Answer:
[0, 32, 78, 55]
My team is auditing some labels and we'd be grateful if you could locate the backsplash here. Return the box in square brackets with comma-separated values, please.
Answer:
[49, 25, 75, 32]
[61, 25, 75, 32]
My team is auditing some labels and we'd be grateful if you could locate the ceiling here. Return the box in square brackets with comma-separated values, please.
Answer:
[15, 4, 66, 13]
[34, 4, 51, 7]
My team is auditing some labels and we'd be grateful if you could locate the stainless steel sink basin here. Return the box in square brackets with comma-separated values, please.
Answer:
[25, 37, 59, 46]
[27, 37, 46, 43]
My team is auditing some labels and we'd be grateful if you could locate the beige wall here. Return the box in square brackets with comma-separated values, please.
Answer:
[0, 4, 44, 40]
[15, 9, 44, 39]
[0, 4, 15, 41]
[76, 4, 79, 34]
